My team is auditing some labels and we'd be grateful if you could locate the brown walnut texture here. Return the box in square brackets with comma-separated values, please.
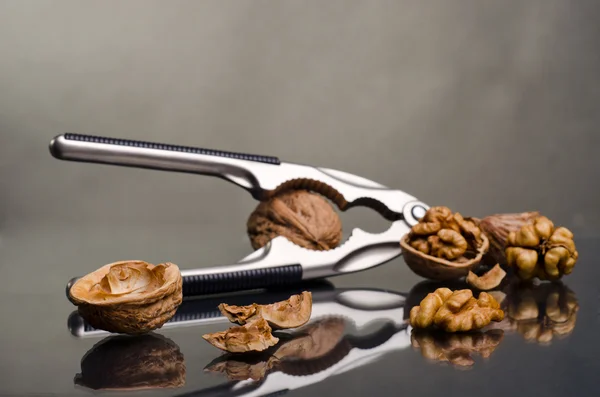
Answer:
[409, 288, 504, 332]
[202, 317, 280, 353]
[69, 260, 183, 334]
[247, 190, 342, 250]
[219, 291, 312, 330]
[74, 334, 185, 390]
[466, 264, 507, 291]
[505, 216, 578, 280]
[401, 206, 489, 280]
[411, 329, 504, 368]
[203, 292, 313, 353]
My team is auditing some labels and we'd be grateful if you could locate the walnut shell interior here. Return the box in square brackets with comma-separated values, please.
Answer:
[466, 264, 507, 291]
[69, 260, 183, 334]
[401, 233, 489, 280]
[202, 317, 280, 353]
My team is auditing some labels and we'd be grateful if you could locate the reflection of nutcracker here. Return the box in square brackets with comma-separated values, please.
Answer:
[494, 281, 579, 344]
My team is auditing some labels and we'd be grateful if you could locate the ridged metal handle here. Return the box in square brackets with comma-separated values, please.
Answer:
[182, 265, 303, 295]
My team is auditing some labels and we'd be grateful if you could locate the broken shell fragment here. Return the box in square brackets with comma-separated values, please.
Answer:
[69, 260, 183, 335]
[466, 264, 507, 291]
[219, 291, 313, 330]
[202, 317, 280, 353]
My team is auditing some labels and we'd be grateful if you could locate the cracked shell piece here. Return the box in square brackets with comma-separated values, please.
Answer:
[466, 264, 507, 291]
[69, 260, 183, 334]
[202, 317, 280, 353]
[219, 291, 313, 330]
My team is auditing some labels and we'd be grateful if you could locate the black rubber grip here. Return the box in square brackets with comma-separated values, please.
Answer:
[63, 133, 281, 164]
[182, 265, 303, 296]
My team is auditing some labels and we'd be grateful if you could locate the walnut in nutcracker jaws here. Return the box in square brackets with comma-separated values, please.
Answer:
[247, 190, 343, 251]
[68, 260, 183, 335]
[400, 206, 489, 280]
[409, 288, 504, 332]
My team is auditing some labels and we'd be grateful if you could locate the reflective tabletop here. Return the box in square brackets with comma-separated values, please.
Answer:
[0, 222, 597, 397]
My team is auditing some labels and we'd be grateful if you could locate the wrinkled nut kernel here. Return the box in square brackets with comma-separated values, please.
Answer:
[74, 334, 186, 390]
[69, 260, 183, 335]
[247, 190, 342, 251]
[401, 206, 489, 280]
[409, 288, 504, 332]
[505, 216, 578, 280]
[466, 264, 507, 291]
[219, 291, 313, 330]
[410, 329, 504, 367]
[202, 317, 280, 353]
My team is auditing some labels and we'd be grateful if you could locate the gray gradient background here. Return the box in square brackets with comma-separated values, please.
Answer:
[0, 1, 599, 396]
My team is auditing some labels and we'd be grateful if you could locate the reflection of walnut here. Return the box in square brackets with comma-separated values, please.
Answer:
[74, 334, 185, 390]
[69, 261, 183, 334]
[505, 216, 578, 280]
[247, 190, 342, 250]
[401, 207, 489, 280]
[411, 329, 504, 367]
[410, 288, 504, 332]
[202, 317, 280, 353]
[219, 291, 312, 330]
[501, 281, 578, 344]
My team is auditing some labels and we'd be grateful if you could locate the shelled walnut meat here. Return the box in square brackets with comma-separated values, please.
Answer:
[480, 212, 578, 280]
[400, 206, 489, 280]
[69, 260, 183, 334]
[203, 292, 313, 353]
[247, 190, 342, 251]
[409, 288, 504, 332]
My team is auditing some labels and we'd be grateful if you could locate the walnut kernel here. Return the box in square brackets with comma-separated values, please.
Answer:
[409, 288, 504, 332]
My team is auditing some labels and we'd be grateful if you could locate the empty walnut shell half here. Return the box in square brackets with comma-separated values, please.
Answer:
[247, 190, 343, 251]
[69, 260, 183, 334]
[219, 291, 313, 330]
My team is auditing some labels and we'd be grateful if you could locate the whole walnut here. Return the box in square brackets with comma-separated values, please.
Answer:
[247, 190, 343, 250]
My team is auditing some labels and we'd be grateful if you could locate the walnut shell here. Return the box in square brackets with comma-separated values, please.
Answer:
[247, 190, 342, 250]
[400, 233, 489, 280]
[74, 334, 185, 390]
[202, 317, 280, 353]
[466, 264, 507, 291]
[69, 260, 183, 334]
[219, 291, 313, 330]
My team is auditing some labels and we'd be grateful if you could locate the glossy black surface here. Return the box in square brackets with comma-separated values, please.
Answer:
[0, 223, 597, 397]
